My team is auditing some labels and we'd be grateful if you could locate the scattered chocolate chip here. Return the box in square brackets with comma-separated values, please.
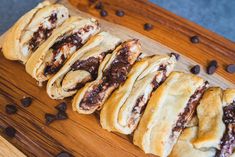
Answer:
[190, 65, 200, 74]
[116, 10, 125, 17]
[100, 9, 108, 17]
[206, 60, 218, 75]
[144, 23, 153, 31]
[45, 113, 56, 125]
[89, 0, 96, 4]
[207, 65, 217, 75]
[5, 104, 17, 115]
[55, 102, 67, 112]
[190, 36, 200, 44]
[56, 151, 71, 157]
[4, 126, 16, 138]
[20, 97, 32, 107]
[95, 1, 103, 10]
[209, 60, 218, 67]
[226, 64, 235, 73]
[170, 52, 180, 60]
[56, 111, 68, 120]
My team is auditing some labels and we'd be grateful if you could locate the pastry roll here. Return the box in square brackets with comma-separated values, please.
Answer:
[193, 87, 225, 150]
[47, 32, 121, 99]
[100, 54, 177, 134]
[216, 89, 235, 157]
[2, 1, 69, 63]
[133, 72, 209, 157]
[72, 39, 142, 114]
[26, 17, 100, 83]
[169, 126, 216, 157]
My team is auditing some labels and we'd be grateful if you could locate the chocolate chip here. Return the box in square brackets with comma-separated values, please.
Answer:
[170, 52, 180, 60]
[116, 10, 125, 17]
[56, 111, 68, 120]
[190, 65, 200, 74]
[190, 36, 200, 44]
[207, 65, 217, 75]
[20, 97, 32, 107]
[4, 126, 16, 138]
[45, 113, 56, 125]
[5, 104, 17, 114]
[100, 9, 108, 17]
[144, 23, 153, 31]
[226, 64, 235, 73]
[95, 1, 103, 10]
[206, 60, 218, 75]
[209, 60, 218, 67]
[89, 0, 96, 4]
[55, 102, 67, 112]
[56, 151, 71, 157]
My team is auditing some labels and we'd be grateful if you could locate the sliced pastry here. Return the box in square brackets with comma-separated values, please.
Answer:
[170, 126, 216, 157]
[100, 54, 177, 134]
[216, 89, 235, 157]
[2, 1, 69, 63]
[133, 71, 209, 157]
[25, 16, 100, 83]
[193, 87, 225, 150]
[72, 39, 142, 114]
[47, 32, 121, 99]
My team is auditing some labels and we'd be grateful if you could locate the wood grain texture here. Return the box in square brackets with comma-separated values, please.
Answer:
[0, 136, 26, 157]
[0, 0, 234, 157]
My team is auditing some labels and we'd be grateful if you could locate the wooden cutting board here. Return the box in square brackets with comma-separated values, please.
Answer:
[0, 0, 234, 156]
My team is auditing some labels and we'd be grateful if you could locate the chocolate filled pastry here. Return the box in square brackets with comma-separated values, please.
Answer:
[170, 126, 216, 157]
[216, 89, 235, 157]
[47, 32, 121, 99]
[2, 1, 69, 63]
[25, 17, 100, 83]
[193, 87, 225, 150]
[133, 72, 208, 157]
[100, 54, 177, 134]
[72, 39, 142, 114]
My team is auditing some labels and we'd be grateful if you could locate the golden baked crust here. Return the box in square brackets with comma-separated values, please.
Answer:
[223, 88, 235, 106]
[100, 54, 177, 134]
[193, 87, 225, 149]
[170, 127, 216, 157]
[133, 71, 206, 157]
[2, 1, 69, 63]
[25, 17, 100, 83]
[47, 32, 121, 99]
[72, 39, 142, 114]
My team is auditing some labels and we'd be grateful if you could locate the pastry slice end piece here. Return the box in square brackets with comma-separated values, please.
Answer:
[133, 72, 208, 157]
[72, 39, 142, 114]
[2, 1, 69, 63]
[100, 53, 177, 135]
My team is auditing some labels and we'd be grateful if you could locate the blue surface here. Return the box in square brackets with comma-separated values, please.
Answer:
[150, 0, 235, 41]
[0, 0, 234, 41]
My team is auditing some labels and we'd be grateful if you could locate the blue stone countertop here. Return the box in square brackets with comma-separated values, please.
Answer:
[0, 0, 234, 42]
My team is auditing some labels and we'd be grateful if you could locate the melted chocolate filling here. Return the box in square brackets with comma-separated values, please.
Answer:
[29, 13, 57, 51]
[171, 82, 208, 137]
[216, 101, 235, 157]
[67, 51, 111, 91]
[44, 25, 94, 76]
[80, 45, 133, 110]
[129, 66, 167, 127]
